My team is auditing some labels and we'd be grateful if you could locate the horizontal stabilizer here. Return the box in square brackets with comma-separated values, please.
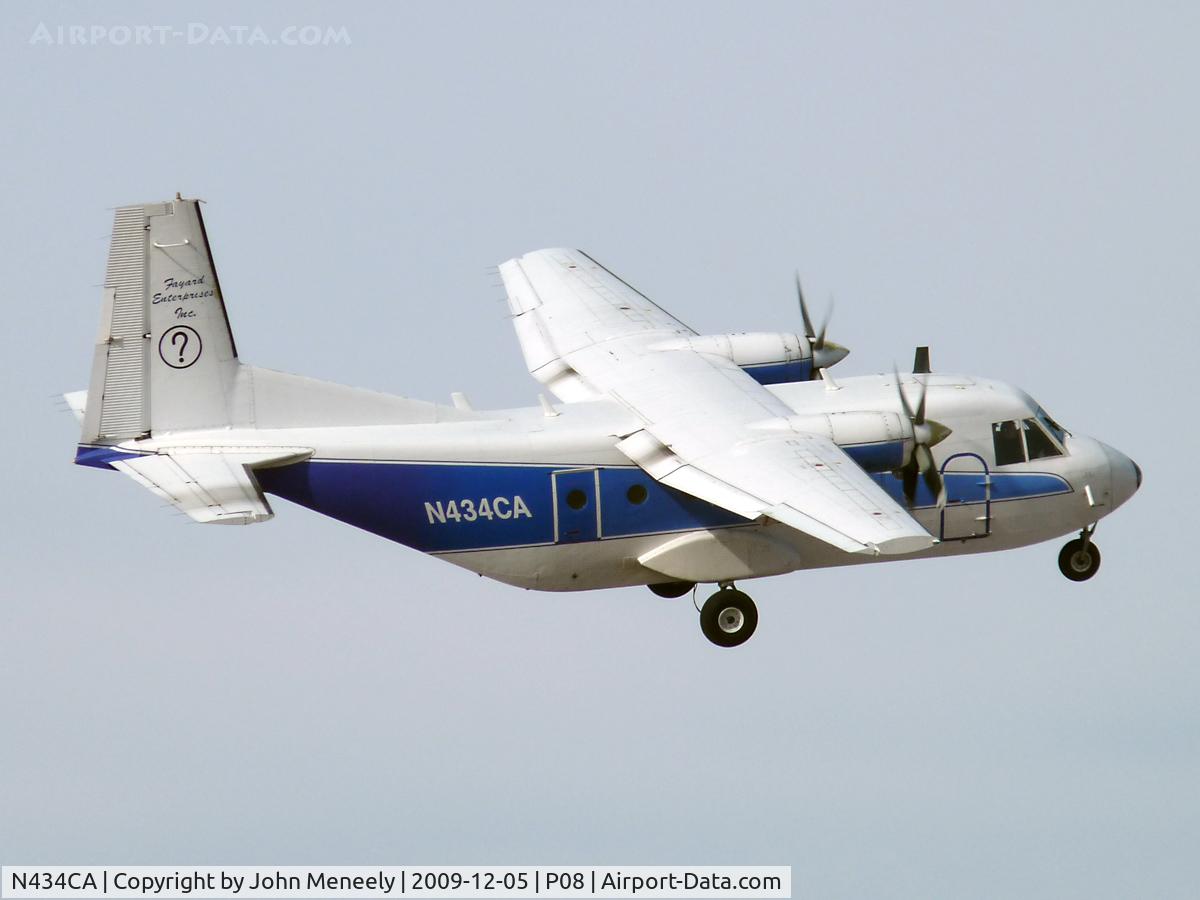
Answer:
[111, 447, 312, 524]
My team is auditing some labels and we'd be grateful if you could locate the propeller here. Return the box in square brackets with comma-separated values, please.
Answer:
[795, 273, 848, 377]
[894, 369, 952, 508]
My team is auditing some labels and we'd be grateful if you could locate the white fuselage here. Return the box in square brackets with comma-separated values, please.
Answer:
[120, 373, 1139, 591]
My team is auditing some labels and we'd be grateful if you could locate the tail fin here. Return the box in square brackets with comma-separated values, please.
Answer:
[82, 197, 238, 442]
[73, 198, 480, 527]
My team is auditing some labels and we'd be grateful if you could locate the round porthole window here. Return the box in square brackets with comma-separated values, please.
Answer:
[627, 484, 648, 505]
[566, 489, 588, 510]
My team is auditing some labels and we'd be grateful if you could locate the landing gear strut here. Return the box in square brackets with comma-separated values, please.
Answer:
[1058, 525, 1101, 581]
[700, 585, 758, 647]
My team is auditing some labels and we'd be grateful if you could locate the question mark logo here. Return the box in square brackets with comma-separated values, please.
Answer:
[158, 326, 202, 369]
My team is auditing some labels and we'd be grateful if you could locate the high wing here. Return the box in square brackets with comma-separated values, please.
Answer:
[498, 248, 933, 556]
[499, 248, 696, 402]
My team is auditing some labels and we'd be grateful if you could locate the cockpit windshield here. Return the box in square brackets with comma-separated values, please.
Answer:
[992, 411, 1068, 466]
[1035, 406, 1068, 444]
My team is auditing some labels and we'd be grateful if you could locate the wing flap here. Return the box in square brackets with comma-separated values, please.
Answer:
[602, 353, 931, 554]
[649, 433, 931, 555]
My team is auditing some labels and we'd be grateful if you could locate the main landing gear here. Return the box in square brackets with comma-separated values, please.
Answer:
[1059, 525, 1101, 582]
[645, 581, 760, 646]
[699, 585, 758, 648]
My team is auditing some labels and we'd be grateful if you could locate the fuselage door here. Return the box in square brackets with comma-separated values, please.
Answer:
[939, 452, 992, 541]
[553, 468, 601, 543]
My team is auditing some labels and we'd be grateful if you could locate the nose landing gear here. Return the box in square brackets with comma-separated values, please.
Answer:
[1059, 525, 1101, 581]
[699, 585, 758, 647]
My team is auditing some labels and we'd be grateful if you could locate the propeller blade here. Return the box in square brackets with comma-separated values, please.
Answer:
[914, 380, 928, 426]
[894, 369, 916, 422]
[815, 295, 833, 351]
[902, 462, 919, 507]
[922, 463, 945, 507]
[915, 443, 934, 473]
[795, 272, 816, 340]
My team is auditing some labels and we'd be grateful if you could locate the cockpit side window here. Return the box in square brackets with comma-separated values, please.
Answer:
[1023, 419, 1063, 460]
[992, 420, 1025, 466]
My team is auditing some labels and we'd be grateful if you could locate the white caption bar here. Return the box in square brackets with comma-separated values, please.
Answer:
[2, 868, 790, 899]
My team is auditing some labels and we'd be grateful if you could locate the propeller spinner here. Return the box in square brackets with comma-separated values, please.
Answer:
[795, 273, 848, 376]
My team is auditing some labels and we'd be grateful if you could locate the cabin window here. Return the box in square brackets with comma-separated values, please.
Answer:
[565, 489, 588, 510]
[1023, 419, 1063, 460]
[626, 484, 648, 505]
[992, 420, 1025, 466]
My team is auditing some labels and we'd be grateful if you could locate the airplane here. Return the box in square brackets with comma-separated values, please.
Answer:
[68, 197, 1141, 647]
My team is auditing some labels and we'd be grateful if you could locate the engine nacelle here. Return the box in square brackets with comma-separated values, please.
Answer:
[752, 411, 913, 472]
[652, 332, 824, 384]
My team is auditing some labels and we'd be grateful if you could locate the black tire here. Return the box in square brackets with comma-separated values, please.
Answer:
[700, 589, 758, 647]
[1058, 538, 1101, 581]
[649, 581, 694, 599]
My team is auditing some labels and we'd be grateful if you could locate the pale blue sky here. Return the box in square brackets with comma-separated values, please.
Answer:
[1, 2, 1197, 897]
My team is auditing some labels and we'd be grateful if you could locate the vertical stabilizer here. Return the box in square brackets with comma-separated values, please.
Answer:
[81, 198, 239, 442]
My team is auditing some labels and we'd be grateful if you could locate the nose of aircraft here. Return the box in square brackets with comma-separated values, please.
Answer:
[1101, 442, 1141, 510]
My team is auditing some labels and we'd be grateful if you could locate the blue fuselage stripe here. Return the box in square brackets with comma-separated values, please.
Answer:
[741, 360, 813, 385]
[870, 469, 1071, 508]
[844, 441, 906, 472]
[254, 460, 746, 553]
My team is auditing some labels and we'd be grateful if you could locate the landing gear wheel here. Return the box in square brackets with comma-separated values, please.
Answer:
[1058, 538, 1101, 581]
[700, 588, 758, 647]
[649, 581, 695, 599]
